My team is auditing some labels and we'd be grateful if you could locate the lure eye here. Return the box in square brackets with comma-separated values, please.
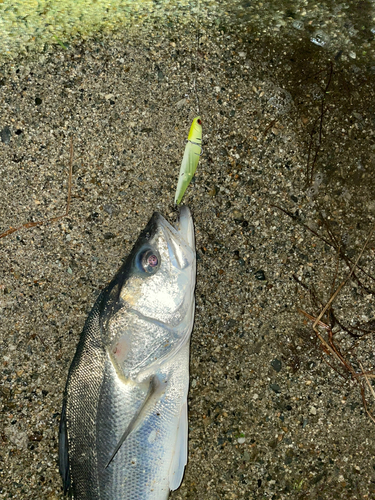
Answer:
[197, 119, 202, 125]
[139, 249, 160, 273]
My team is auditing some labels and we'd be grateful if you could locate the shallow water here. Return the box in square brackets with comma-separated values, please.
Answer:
[1, 1, 375, 499]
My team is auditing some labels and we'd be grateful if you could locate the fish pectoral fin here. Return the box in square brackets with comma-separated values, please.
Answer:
[169, 401, 188, 491]
[105, 375, 160, 469]
[58, 399, 71, 495]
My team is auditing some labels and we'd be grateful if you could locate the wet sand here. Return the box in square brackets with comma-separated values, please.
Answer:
[1, 3, 375, 499]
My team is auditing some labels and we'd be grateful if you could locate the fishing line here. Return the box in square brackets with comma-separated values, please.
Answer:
[192, 0, 201, 115]
[172, 0, 203, 209]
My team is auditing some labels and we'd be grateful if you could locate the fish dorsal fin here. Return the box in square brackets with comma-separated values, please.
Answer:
[105, 375, 160, 469]
[168, 401, 188, 490]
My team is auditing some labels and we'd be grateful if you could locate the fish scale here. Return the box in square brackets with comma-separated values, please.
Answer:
[63, 302, 105, 498]
[59, 207, 196, 499]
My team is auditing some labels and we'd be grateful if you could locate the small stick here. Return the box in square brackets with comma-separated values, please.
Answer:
[300, 309, 343, 365]
[299, 223, 375, 376]
[298, 66, 330, 85]
[0, 137, 74, 239]
[306, 62, 333, 184]
[359, 361, 375, 425]
[271, 204, 375, 284]
[262, 119, 277, 137]
[312, 222, 375, 333]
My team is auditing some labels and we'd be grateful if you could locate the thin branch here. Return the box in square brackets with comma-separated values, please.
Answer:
[359, 362, 375, 425]
[271, 204, 375, 284]
[306, 61, 333, 184]
[312, 222, 375, 333]
[0, 137, 74, 239]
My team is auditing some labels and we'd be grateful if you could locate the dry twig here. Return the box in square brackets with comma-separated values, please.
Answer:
[298, 222, 375, 421]
[0, 137, 74, 239]
[305, 61, 333, 185]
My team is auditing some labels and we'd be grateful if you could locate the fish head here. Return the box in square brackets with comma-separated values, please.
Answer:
[100, 206, 195, 377]
[124, 205, 195, 321]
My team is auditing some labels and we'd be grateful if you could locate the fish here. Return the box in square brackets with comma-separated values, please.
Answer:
[59, 205, 196, 499]
[174, 117, 202, 205]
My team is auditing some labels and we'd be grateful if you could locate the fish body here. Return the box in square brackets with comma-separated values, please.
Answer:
[59, 206, 196, 499]
[174, 117, 202, 205]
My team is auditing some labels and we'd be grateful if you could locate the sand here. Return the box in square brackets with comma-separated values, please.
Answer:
[1, 1, 375, 498]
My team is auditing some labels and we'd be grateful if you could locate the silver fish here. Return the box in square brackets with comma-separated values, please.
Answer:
[59, 206, 196, 499]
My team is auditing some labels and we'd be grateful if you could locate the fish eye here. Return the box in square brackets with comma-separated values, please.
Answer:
[139, 249, 160, 274]
[197, 118, 202, 125]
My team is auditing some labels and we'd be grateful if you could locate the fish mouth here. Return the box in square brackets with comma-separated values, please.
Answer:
[155, 206, 195, 266]
[155, 205, 195, 254]
[174, 205, 195, 249]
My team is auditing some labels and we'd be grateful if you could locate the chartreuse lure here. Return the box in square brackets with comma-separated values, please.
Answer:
[174, 117, 202, 205]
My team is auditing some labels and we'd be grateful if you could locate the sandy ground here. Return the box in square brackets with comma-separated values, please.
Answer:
[1, 4, 375, 499]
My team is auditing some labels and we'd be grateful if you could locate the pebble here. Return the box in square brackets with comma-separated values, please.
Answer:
[104, 204, 114, 215]
[254, 270, 266, 280]
[0, 125, 11, 144]
[176, 98, 187, 109]
[311, 31, 328, 47]
[270, 383, 281, 394]
[4, 426, 28, 449]
[104, 232, 116, 240]
[231, 209, 243, 221]
[292, 20, 304, 30]
[271, 358, 282, 372]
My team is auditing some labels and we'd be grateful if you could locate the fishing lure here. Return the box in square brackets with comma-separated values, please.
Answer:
[174, 117, 202, 205]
